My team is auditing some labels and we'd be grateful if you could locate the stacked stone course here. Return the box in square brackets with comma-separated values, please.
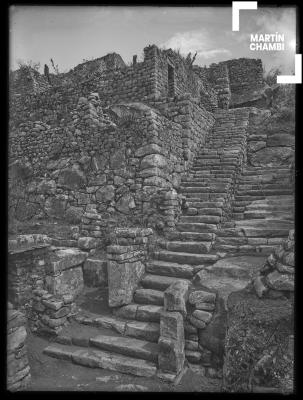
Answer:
[7, 304, 31, 391]
[29, 289, 77, 336]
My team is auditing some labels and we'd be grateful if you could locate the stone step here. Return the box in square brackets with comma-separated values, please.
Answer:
[238, 183, 292, 190]
[195, 209, 224, 217]
[165, 231, 215, 242]
[181, 182, 228, 188]
[243, 210, 293, 219]
[184, 195, 226, 202]
[43, 344, 157, 378]
[204, 256, 265, 280]
[164, 240, 212, 254]
[146, 260, 194, 278]
[187, 201, 224, 209]
[114, 304, 163, 323]
[141, 274, 190, 291]
[193, 173, 234, 178]
[181, 187, 226, 194]
[154, 250, 219, 265]
[176, 222, 218, 233]
[246, 203, 294, 211]
[74, 314, 160, 342]
[134, 289, 164, 306]
[191, 166, 236, 172]
[236, 189, 293, 196]
[234, 195, 266, 202]
[90, 335, 159, 363]
[180, 215, 221, 224]
[194, 162, 238, 167]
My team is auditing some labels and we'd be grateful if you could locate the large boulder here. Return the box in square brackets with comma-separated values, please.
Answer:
[107, 260, 145, 307]
[58, 167, 86, 190]
[96, 185, 115, 203]
[140, 154, 167, 170]
[115, 193, 136, 214]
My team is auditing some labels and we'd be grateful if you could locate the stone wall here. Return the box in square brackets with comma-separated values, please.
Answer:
[8, 235, 88, 337]
[247, 107, 295, 168]
[207, 63, 231, 109]
[8, 235, 52, 310]
[9, 90, 215, 242]
[7, 304, 31, 391]
[208, 58, 264, 108]
[29, 289, 77, 336]
[9, 45, 218, 129]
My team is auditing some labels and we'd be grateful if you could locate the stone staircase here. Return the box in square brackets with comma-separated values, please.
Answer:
[43, 107, 294, 379]
[214, 164, 294, 255]
[43, 108, 252, 378]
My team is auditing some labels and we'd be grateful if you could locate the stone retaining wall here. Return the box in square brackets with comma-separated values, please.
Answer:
[7, 304, 31, 391]
[29, 289, 77, 336]
[8, 235, 52, 310]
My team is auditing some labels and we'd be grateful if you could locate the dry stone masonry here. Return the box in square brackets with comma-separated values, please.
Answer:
[7, 304, 31, 391]
[8, 44, 294, 390]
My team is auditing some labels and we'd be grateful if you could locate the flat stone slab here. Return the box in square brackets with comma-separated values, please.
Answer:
[235, 219, 294, 238]
[136, 305, 163, 322]
[204, 256, 265, 280]
[125, 321, 160, 343]
[134, 289, 164, 306]
[44, 344, 157, 378]
[90, 335, 159, 362]
[194, 270, 253, 309]
[142, 274, 190, 291]
[47, 248, 88, 274]
[146, 261, 194, 279]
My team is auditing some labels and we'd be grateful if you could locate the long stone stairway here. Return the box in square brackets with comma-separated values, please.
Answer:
[141, 108, 251, 293]
[43, 106, 294, 380]
[44, 108, 252, 378]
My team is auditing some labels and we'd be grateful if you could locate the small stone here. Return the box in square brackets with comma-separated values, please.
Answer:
[185, 350, 201, 364]
[62, 294, 74, 304]
[283, 252, 294, 267]
[189, 315, 206, 329]
[195, 302, 215, 311]
[276, 262, 294, 274]
[184, 321, 198, 334]
[266, 270, 294, 291]
[185, 340, 199, 351]
[253, 276, 268, 298]
[188, 290, 216, 305]
[164, 280, 190, 316]
[160, 311, 184, 342]
[42, 299, 63, 311]
[192, 310, 213, 324]
[78, 236, 100, 250]
[115, 384, 148, 391]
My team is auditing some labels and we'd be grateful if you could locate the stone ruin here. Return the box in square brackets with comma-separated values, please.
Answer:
[8, 44, 295, 392]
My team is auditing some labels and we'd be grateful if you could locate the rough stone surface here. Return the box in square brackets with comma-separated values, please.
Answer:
[83, 258, 107, 287]
[7, 306, 31, 391]
[107, 260, 145, 307]
[164, 280, 190, 316]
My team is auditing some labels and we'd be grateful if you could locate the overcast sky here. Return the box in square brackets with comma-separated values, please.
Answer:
[10, 6, 297, 74]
